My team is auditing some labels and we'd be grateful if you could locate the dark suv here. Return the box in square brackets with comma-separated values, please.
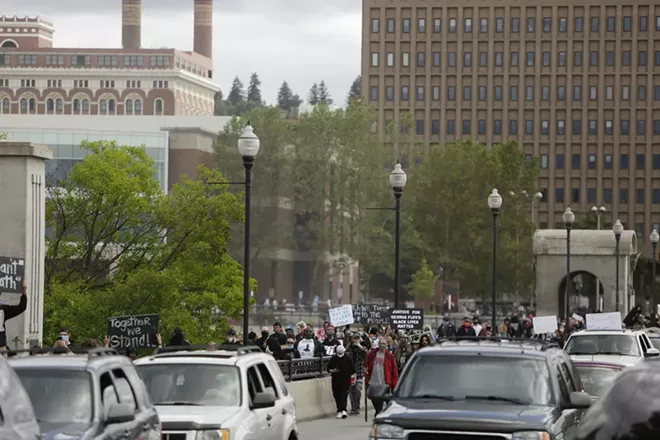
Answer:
[8, 347, 160, 440]
[369, 339, 592, 440]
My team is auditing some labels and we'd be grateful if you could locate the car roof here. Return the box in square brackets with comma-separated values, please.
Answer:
[8, 349, 132, 372]
[569, 330, 641, 336]
[429, 338, 561, 360]
[133, 345, 269, 367]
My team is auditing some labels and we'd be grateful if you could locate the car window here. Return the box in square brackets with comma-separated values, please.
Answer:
[101, 372, 120, 417]
[565, 334, 640, 356]
[649, 337, 660, 351]
[123, 365, 152, 409]
[638, 336, 648, 353]
[247, 366, 264, 405]
[576, 366, 621, 397]
[257, 363, 279, 398]
[560, 363, 576, 392]
[556, 366, 570, 401]
[267, 359, 289, 397]
[137, 364, 241, 407]
[112, 370, 138, 411]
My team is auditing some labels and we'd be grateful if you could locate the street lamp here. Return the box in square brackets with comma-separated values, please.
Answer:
[390, 161, 407, 308]
[590, 206, 606, 230]
[237, 122, 260, 345]
[651, 229, 659, 325]
[488, 188, 503, 328]
[613, 220, 624, 313]
[563, 207, 575, 320]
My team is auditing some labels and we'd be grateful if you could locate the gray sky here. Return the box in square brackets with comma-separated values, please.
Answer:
[3, 0, 362, 106]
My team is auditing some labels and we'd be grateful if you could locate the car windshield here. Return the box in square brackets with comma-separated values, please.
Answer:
[136, 364, 241, 406]
[395, 355, 554, 406]
[565, 334, 640, 357]
[14, 369, 93, 424]
[576, 366, 621, 397]
[648, 338, 660, 351]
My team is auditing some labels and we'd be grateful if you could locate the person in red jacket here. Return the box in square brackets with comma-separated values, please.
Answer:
[366, 340, 399, 415]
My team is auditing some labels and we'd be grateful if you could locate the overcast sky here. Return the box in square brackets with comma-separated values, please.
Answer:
[3, 0, 362, 106]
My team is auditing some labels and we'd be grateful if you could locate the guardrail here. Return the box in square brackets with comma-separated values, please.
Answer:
[276, 355, 332, 382]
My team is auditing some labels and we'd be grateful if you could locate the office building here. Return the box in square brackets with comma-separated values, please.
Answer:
[362, 0, 660, 254]
[0, 0, 218, 116]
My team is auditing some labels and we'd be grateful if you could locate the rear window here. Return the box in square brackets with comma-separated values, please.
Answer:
[565, 334, 640, 357]
[576, 366, 621, 397]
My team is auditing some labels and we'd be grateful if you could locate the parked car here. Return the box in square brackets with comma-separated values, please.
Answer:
[369, 338, 592, 440]
[0, 352, 40, 439]
[9, 347, 160, 440]
[573, 361, 626, 401]
[564, 329, 660, 366]
[134, 344, 298, 440]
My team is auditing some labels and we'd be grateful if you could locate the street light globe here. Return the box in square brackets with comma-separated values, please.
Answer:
[563, 207, 575, 227]
[651, 229, 660, 244]
[390, 161, 407, 191]
[237, 121, 260, 158]
[613, 219, 624, 237]
[534, 192, 543, 199]
[488, 188, 503, 211]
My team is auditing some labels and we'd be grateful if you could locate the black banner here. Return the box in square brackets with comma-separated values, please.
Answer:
[107, 314, 160, 350]
[390, 308, 424, 330]
[0, 256, 25, 293]
[353, 304, 391, 326]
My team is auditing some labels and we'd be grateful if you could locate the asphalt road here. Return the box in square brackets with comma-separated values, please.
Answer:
[299, 414, 371, 440]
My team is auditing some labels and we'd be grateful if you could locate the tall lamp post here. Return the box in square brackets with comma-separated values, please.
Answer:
[563, 207, 575, 320]
[613, 220, 624, 313]
[650, 229, 659, 326]
[237, 122, 260, 345]
[390, 162, 407, 308]
[488, 189, 503, 328]
[591, 205, 606, 311]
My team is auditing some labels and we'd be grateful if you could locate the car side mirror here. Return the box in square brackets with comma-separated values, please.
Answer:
[645, 348, 660, 358]
[105, 403, 135, 424]
[367, 383, 392, 402]
[568, 391, 592, 409]
[252, 392, 276, 409]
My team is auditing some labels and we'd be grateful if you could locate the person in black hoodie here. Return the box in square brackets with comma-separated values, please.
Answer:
[0, 283, 27, 351]
[255, 328, 269, 352]
[328, 345, 355, 419]
[456, 317, 477, 338]
[167, 328, 191, 346]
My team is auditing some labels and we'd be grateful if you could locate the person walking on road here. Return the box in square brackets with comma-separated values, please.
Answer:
[328, 345, 355, 419]
[366, 340, 399, 415]
[347, 333, 367, 415]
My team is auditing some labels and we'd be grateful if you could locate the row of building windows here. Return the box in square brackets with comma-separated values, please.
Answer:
[371, 15, 660, 36]
[0, 96, 164, 115]
[21, 54, 172, 68]
[371, 84, 660, 104]
[549, 187, 660, 204]
[535, 153, 660, 171]
[4, 78, 169, 90]
[403, 117, 660, 137]
[370, 48, 660, 69]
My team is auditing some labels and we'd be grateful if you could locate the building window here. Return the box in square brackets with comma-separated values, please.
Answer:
[432, 120, 440, 134]
[462, 119, 471, 135]
[618, 154, 627, 169]
[371, 86, 379, 101]
[607, 16, 616, 32]
[638, 120, 646, 136]
[621, 119, 630, 135]
[73, 79, 89, 88]
[511, 51, 519, 66]
[100, 99, 107, 115]
[432, 52, 440, 67]
[448, 86, 455, 101]
[573, 120, 582, 135]
[587, 188, 596, 203]
[541, 120, 549, 135]
[418, 52, 425, 67]
[494, 86, 502, 101]
[371, 52, 378, 67]
[418, 18, 425, 33]
[447, 120, 455, 135]
[449, 18, 457, 33]
[100, 80, 115, 88]
[387, 18, 395, 33]
[591, 17, 599, 32]
[401, 86, 409, 101]
[124, 55, 143, 66]
[620, 189, 628, 203]
[17, 54, 38, 66]
[623, 51, 631, 66]
[494, 120, 502, 134]
[574, 51, 582, 66]
[588, 154, 596, 169]
[45, 55, 64, 65]
[509, 120, 518, 135]
[604, 189, 612, 203]
[478, 120, 486, 134]
[573, 85, 582, 101]
[557, 86, 565, 101]
[653, 154, 660, 169]
[154, 98, 164, 116]
[526, 85, 534, 101]
[641, 16, 648, 31]
[463, 86, 471, 101]
[108, 99, 116, 115]
[557, 120, 565, 135]
[150, 56, 170, 67]
[575, 17, 583, 32]
[639, 51, 648, 66]
[496, 17, 503, 33]
[542, 51, 550, 66]
[526, 51, 534, 66]
[556, 154, 565, 169]
[402, 52, 409, 67]
[416, 120, 424, 135]
[386, 86, 394, 101]
[416, 86, 424, 101]
[512, 17, 519, 32]
[543, 17, 551, 32]
[0, 97, 9, 114]
[479, 86, 487, 101]
[637, 189, 645, 204]
[432, 86, 440, 101]
[98, 55, 118, 66]
[590, 51, 599, 66]
[371, 18, 379, 33]
[495, 52, 503, 66]
[527, 17, 535, 32]
[464, 18, 472, 32]
[463, 52, 471, 67]
[510, 85, 518, 101]
[559, 17, 567, 32]
[556, 188, 564, 203]
[479, 51, 487, 67]
[71, 55, 91, 66]
[572, 154, 581, 169]
[589, 120, 597, 135]
[572, 188, 580, 203]
[623, 16, 632, 32]
[433, 18, 440, 33]
[558, 51, 566, 66]
[540, 154, 548, 168]
[637, 154, 645, 169]
[480, 18, 487, 33]
[403, 18, 410, 33]
[655, 190, 660, 204]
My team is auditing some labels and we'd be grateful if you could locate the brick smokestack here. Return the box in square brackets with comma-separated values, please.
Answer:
[122, 0, 142, 49]
[194, 0, 213, 59]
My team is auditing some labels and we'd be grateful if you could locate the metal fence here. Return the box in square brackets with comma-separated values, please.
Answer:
[276, 355, 332, 382]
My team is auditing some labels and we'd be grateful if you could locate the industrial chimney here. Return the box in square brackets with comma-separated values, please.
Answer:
[194, 0, 213, 59]
[122, 0, 142, 49]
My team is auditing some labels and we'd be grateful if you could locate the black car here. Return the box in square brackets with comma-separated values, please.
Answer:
[369, 338, 592, 440]
[9, 347, 160, 440]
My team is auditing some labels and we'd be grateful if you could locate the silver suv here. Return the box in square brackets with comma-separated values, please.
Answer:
[0, 353, 40, 439]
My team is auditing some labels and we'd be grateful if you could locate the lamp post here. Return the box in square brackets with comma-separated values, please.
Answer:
[488, 189, 503, 328]
[651, 229, 659, 326]
[563, 207, 575, 320]
[237, 122, 260, 345]
[613, 220, 624, 313]
[591, 205, 606, 230]
[390, 162, 407, 308]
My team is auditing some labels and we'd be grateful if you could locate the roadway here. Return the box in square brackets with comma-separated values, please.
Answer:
[299, 414, 371, 440]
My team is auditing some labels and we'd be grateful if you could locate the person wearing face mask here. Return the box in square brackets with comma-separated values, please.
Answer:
[323, 330, 341, 355]
[255, 327, 270, 352]
[436, 314, 456, 340]
[366, 340, 399, 415]
[456, 318, 477, 338]
[224, 329, 241, 345]
[478, 321, 494, 337]
[294, 327, 324, 359]
[283, 338, 296, 359]
[507, 316, 522, 337]
[328, 345, 356, 419]
[357, 326, 372, 349]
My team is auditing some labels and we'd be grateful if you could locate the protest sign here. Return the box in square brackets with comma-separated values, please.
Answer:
[533, 315, 558, 334]
[390, 308, 424, 330]
[0, 256, 25, 294]
[329, 305, 355, 326]
[107, 314, 159, 349]
[586, 312, 622, 330]
[352, 304, 391, 326]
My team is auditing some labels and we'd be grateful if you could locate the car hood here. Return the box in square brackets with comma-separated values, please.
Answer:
[569, 354, 641, 366]
[157, 405, 241, 431]
[40, 422, 91, 440]
[377, 399, 556, 433]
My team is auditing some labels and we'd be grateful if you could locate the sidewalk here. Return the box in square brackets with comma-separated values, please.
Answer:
[299, 414, 372, 440]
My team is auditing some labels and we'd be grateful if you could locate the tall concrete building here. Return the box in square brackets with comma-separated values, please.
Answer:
[0, 0, 218, 116]
[362, 0, 660, 255]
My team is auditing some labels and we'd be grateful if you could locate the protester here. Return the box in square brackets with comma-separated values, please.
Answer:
[295, 321, 306, 341]
[437, 314, 456, 339]
[347, 333, 367, 415]
[456, 318, 477, 338]
[322, 330, 341, 355]
[255, 327, 269, 352]
[328, 345, 355, 419]
[225, 329, 241, 345]
[366, 340, 399, 415]
[0, 282, 27, 351]
[419, 334, 432, 348]
[294, 327, 324, 358]
[167, 328, 191, 346]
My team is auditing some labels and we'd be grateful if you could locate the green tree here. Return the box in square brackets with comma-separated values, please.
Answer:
[247, 73, 263, 103]
[346, 76, 361, 105]
[277, 81, 293, 110]
[573, 210, 611, 230]
[408, 258, 437, 300]
[0, 133, 7, 139]
[308, 83, 320, 105]
[44, 141, 249, 345]
[318, 80, 333, 105]
[228, 76, 245, 105]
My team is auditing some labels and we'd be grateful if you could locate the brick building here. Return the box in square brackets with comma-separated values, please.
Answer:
[0, 0, 218, 116]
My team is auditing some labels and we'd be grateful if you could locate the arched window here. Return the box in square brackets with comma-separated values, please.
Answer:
[108, 99, 116, 115]
[46, 98, 54, 114]
[0, 40, 17, 48]
[28, 98, 36, 114]
[82, 99, 90, 114]
[1, 97, 9, 114]
[73, 99, 80, 115]
[55, 98, 63, 114]
[154, 98, 163, 115]
[125, 99, 133, 115]
[20, 98, 27, 114]
[99, 99, 107, 115]
[134, 99, 142, 115]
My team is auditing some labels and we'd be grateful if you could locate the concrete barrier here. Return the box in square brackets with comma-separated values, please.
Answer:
[288, 377, 337, 421]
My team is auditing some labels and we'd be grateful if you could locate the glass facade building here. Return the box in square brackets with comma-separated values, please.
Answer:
[2, 128, 168, 192]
